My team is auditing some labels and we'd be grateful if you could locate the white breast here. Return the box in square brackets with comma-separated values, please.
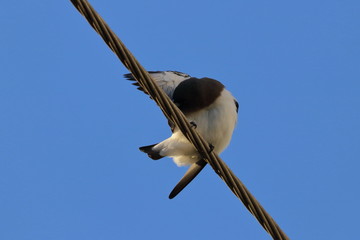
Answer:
[185, 89, 238, 154]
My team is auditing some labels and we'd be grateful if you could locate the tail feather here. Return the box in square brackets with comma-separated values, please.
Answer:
[139, 144, 163, 160]
[169, 159, 207, 199]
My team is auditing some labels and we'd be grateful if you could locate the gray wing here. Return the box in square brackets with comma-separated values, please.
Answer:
[124, 71, 191, 132]
[168, 159, 207, 199]
[124, 71, 191, 98]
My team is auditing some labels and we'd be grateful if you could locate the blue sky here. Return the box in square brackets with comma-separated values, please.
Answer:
[1, 1, 359, 239]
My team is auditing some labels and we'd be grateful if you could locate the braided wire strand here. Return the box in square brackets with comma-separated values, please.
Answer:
[70, 1, 290, 239]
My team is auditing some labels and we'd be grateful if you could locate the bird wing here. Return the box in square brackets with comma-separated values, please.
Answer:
[124, 71, 191, 99]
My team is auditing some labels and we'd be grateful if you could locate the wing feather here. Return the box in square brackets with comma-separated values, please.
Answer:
[124, 71, 191, 99]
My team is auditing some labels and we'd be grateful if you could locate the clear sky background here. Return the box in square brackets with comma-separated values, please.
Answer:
[1, 1, 359, 239]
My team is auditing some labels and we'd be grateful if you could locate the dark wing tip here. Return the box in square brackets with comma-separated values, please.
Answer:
[124, 73, 149, 94]
[124, 73, 135, 81]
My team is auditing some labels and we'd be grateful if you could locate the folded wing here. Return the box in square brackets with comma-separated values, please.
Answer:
[124, 71, 191, 99]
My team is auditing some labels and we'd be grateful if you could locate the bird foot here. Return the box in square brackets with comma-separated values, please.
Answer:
[190, 121, 197, 129]
[208, 144, 214, 153]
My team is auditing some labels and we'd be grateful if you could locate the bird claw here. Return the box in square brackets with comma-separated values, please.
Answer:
[208, 144, 214, 153]
[190, 121, 197, 129]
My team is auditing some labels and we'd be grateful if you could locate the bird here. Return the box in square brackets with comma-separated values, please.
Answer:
[124, 71, 238, 199]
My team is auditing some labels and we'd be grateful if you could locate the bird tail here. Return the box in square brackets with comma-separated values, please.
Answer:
[169, 159, 207, 199]
[139, 144, 164, 160]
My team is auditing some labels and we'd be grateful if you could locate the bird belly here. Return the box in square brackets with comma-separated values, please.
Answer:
[185, 89, 238, 154]
[152, 89, 237, 167]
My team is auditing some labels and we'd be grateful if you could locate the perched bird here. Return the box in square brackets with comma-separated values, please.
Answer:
[124, 71, 238, 199]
